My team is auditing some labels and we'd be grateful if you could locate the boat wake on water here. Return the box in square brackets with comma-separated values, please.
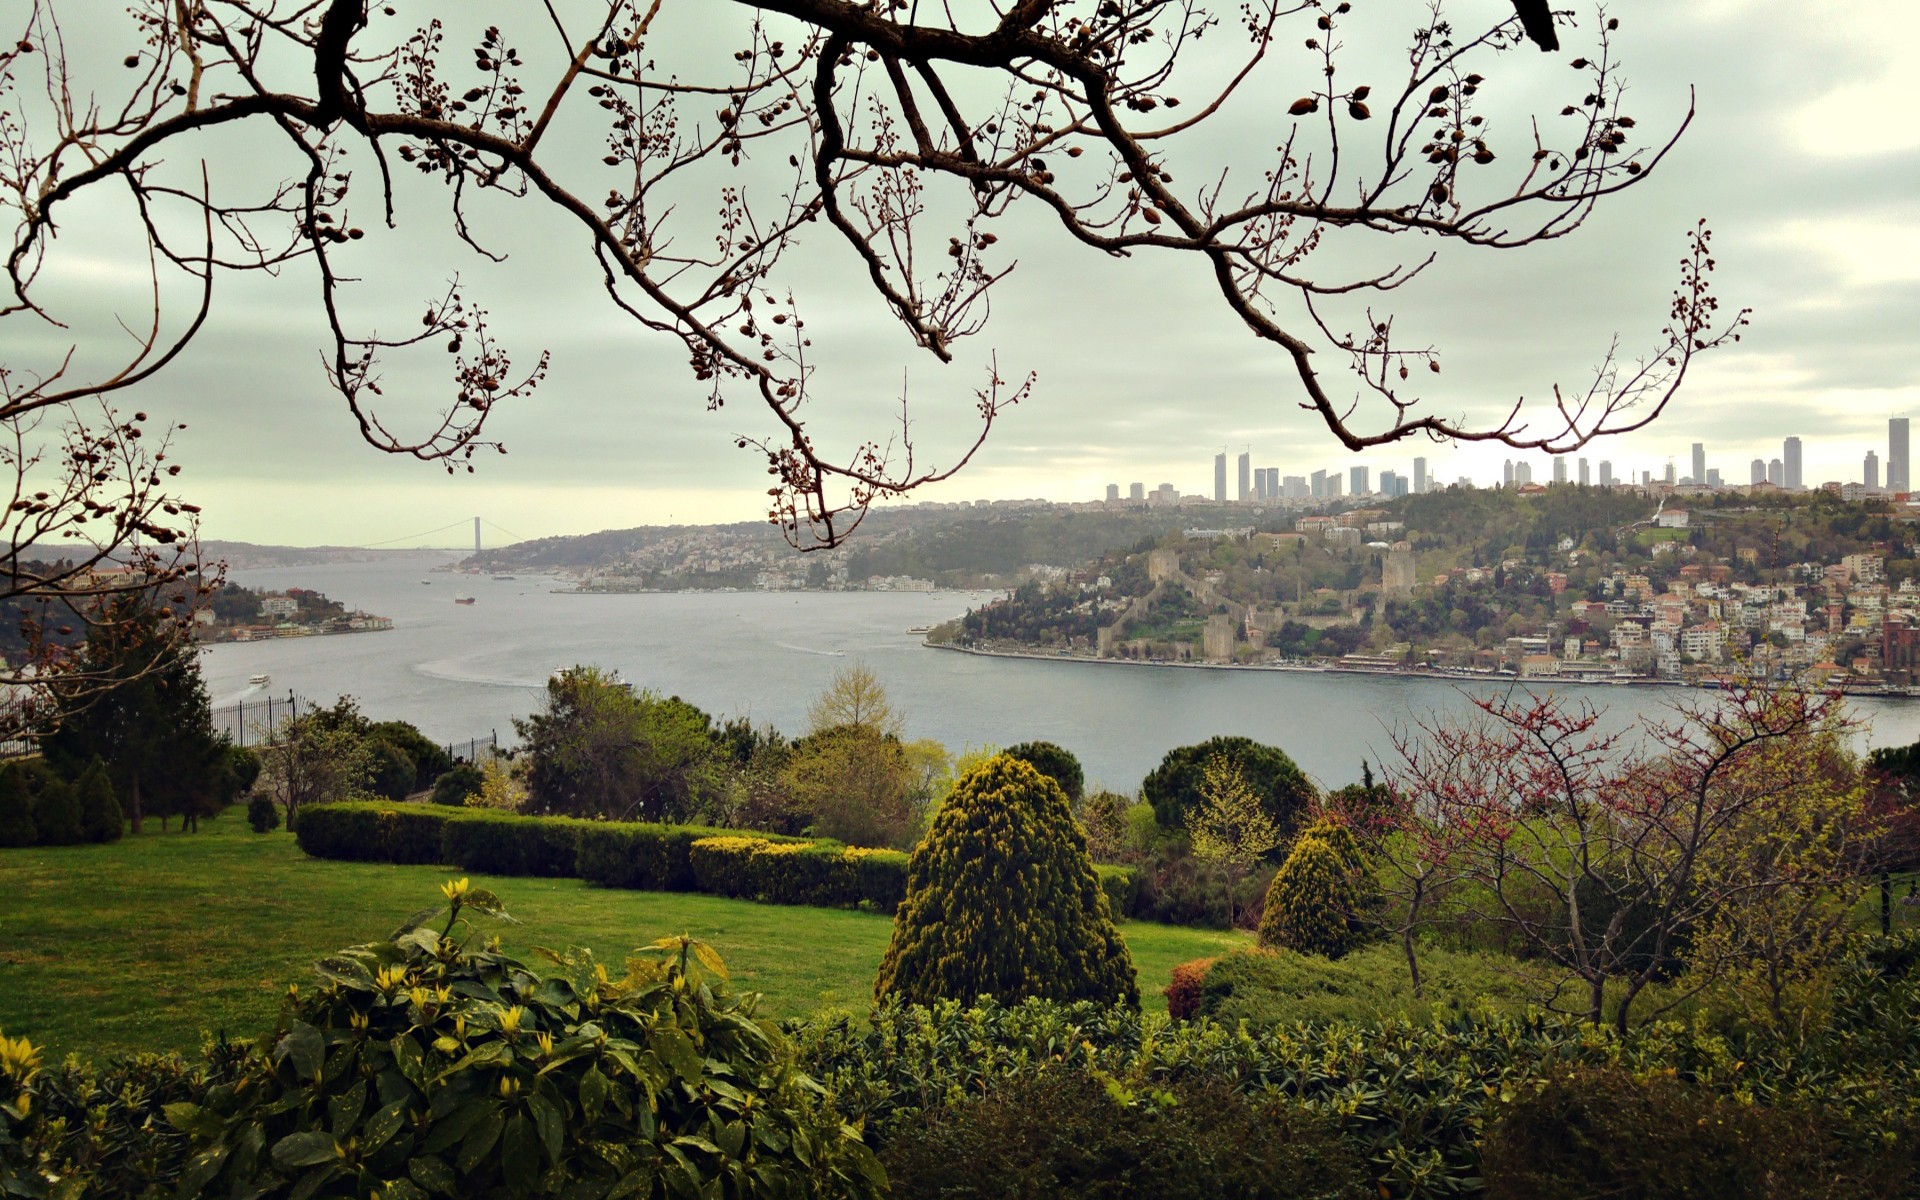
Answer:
[774, 643, 847, 657]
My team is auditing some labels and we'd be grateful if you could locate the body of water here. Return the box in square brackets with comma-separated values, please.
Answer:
[203, 554, 1920, 793]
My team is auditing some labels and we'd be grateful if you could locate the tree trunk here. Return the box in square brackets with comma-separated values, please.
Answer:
[129, 774, 143, 834]
[1883, 870, 1893, 936]
[1402, 925, 1424, 998]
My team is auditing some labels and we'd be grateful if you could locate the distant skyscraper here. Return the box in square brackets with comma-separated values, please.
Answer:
[1105, 483, 1120, 503]
[1237, 451, 1251, 501]
[1866, 450, 1881, 490]
[1262, 467, 1279, 498]
[1213, 453, 1227, 503]
[1599, 460, 1613, 487]
[1328, 476, 1344, 499]
[1129, 482, 1145, 501]
[1413, 457, 1428, 494]
[1891, 418, 1911, 493]
[1691, 442, 1706, 487]
[1310, 469, 1327, 499]
[1284, 475, 1307, 499]
[1750, 458, 1766, 485]
[1514, 462, 1533, 486]
[1552, 456, 1568, 485]
[1350, 465, 1370, 496]
[1706, 469, 1721, 488]
[1579, 458, 1590, 486]
[1502, 459, 1514, 488]
[1783, 436, 1803, 491]
[1768, 458, 1785, 488]
[1380, 470, 1400, 497]
[1663, 460, 1676, 486]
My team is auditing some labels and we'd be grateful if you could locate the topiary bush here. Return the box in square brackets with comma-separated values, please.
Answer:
[1258, 832, 1366, 959]
[874, 754, 1138, 1008]
[149, 882, 887, 1200]
[246, 794, 281, 834]
[430, 762, 486, 806]
[369, 719, 453, 788]
[878, 1070, 1368, 1200]
[440, 808, 584, 877]
[1003, 741, 1084, 803]
[75, 760, 123, 843]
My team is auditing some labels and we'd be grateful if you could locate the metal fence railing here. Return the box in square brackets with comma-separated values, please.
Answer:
[210, 694, 506, 765]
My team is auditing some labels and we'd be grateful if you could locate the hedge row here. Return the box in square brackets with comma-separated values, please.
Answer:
[294, 802, 1142, 918]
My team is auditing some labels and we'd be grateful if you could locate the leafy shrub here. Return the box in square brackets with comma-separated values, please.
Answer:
[577, 821, 757, 891]
[364, 736, 418, 801]
[29, 775, 83, 846]
[1480, 1066, 1919, 1200]
[1194, 943, 1540, 1026]
[246, 794, 281, 834]
[76, 760, 124, 843]
[879, 1069, 1368, 1200]
[1002, 741, 1084, 802]
[1141, 737, 1316, 846]
[1259, 831, 1367, 958]
[875, 754, 1138, 1008]
[1165, 958, 1216, 1021]
[157, 883, 886, 1200]
[1135, 850, 1275, 929]
[221, 742, 262, 799]
[430, 762, 486, 806]
[1094, 863, 1141, 919]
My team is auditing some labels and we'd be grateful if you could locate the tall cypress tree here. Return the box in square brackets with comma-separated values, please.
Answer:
[44, 593, 222, 833]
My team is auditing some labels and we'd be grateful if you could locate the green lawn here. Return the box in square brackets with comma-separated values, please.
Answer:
[0, 810, 1247, 1060]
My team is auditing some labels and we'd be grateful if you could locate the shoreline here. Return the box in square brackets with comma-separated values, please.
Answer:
[922, 641, 1912, 699]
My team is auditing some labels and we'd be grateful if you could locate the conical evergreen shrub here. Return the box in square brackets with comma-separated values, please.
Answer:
[1258, 831, 1366, 959]
[76, 761, 124, 843]
[31, 776, 84, 846]
[875, 754, 1138, 1008]
[0, 766, 34, 848]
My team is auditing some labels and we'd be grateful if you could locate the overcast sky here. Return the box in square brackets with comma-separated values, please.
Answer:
[13, 0, 1920, 547]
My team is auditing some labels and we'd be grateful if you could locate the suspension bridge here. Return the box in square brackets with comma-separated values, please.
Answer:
[344, 516, 531, 553]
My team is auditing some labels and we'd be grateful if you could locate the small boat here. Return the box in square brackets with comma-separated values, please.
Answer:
[454, 596, 477, 606]
[247, 673, 271, 687]
[420, 579, 432, 585]
[907, 625, 933, 635]
[492, 574, 516, 581]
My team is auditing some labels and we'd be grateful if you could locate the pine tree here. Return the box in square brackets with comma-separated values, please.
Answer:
[76, 760, 123, 843]
[0, 765, 35, 848]
[875, 754, 1138, 1008]
[43, 594, 224, 833]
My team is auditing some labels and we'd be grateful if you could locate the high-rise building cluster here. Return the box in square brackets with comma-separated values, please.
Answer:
[1105, 421, 1916, 509]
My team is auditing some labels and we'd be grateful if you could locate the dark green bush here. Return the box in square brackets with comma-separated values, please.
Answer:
[29, 775, 83, 846]
[75, 760, 123, 843]
[1481, 1066, 1920, 1200]
[875, 755, 1138, 1008]
[880, 1070, 1368, 1200]
[1002, 741, 1084, 802]
[689, 836, 911, 911]
[162, 884, 883, 1200]
[1094, 863, 1141, 919]
[1141, 737, 1316, 847]
[429, 762, 486, 806]
[440, 808, 585, 877]
[364, 736, 418, 802]
[1258, 825, 1371, 958]
[369, 719, 453, 788]
[0, 764, 33, 848]
[574, 820, 802, 891]
[246, 794, 281, 834]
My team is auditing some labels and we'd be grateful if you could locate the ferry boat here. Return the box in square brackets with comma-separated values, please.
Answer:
[420, 579, 431, 585]
[454, 596, 477, 606]
[247, 673, 270, 688]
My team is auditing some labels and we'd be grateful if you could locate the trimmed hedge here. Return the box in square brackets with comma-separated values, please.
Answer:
[294, 802, 1140, 919]
[691, 836, 911, 911]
